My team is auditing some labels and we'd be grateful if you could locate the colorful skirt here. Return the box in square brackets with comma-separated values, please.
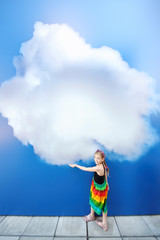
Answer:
[89, 177, 108, 215]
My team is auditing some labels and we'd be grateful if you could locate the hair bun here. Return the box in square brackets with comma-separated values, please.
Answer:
[95, 149, 105, 158]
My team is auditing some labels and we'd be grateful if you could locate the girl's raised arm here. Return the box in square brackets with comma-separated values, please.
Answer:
[69, 164, 99, 172]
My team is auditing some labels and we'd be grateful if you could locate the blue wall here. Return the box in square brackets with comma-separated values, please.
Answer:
[0, 115, 160, 216]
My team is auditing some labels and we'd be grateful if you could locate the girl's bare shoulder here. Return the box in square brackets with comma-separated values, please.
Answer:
[99, 163, 104, 170]
[96, 164, 104, 175]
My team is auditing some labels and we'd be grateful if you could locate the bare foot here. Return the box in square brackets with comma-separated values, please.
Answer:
[95, 220, 108, 231]
[83, 213, 95, 222]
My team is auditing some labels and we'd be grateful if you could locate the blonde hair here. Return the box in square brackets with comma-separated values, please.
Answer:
[95, 149, 110, 176]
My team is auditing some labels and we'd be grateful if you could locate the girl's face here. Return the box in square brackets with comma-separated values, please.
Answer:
[94, 153, 104, 165]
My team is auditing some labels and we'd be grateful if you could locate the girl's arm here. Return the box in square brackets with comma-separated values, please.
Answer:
[69, 164, 99, 172]
[105, 170, 110, 191]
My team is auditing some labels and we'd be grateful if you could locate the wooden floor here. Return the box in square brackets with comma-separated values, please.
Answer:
[0, 215, 160, 239]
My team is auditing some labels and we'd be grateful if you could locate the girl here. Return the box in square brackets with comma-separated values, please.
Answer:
[69, 149, 109, 231]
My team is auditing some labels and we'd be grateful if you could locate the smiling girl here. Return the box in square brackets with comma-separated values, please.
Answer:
[69, 149, 109, 231]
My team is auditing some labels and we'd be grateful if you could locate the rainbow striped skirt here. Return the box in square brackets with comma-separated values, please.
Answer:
[89, 177, 108, 215]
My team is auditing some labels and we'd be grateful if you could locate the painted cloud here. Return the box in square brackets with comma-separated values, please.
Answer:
[0, 22, 159, 164]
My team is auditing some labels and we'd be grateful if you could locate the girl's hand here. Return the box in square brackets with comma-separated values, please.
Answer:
[69, 164, 77, 168]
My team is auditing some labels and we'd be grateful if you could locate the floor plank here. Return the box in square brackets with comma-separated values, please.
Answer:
[0, 216, 31, 235]
[23, 216, 58, 236]
[55, 217, 86, 237]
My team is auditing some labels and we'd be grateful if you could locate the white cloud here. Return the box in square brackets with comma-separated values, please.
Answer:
[0, 21, 159, 164]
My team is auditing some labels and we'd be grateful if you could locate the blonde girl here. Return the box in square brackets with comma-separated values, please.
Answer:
[69, 149, 109, 231]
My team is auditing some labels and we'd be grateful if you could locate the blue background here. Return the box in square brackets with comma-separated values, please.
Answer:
[0, 0, 160, 216]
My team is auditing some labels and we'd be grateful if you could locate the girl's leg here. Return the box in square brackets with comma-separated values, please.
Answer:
[83, 206, 95, 222]
[102, 211, 107, 227]
[90, 206, 95, 218]
[84, 206, 95, 218]
[95, 211, 108, 231]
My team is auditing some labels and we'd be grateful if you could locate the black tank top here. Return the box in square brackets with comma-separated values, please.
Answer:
[94, 163, 106, 184]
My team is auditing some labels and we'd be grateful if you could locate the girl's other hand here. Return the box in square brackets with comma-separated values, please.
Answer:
[69, 164, 77, 168]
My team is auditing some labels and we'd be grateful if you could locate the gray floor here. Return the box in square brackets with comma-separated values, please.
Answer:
[0, 215, 160, 240]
